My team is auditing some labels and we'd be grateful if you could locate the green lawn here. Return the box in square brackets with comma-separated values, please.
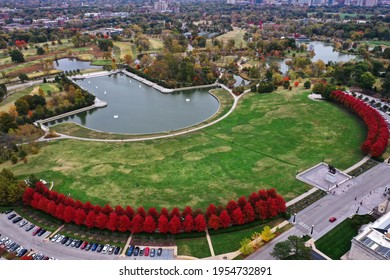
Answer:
[176, 238, 211, 258]
[3, 89, 366, 210]
[212, 27, 247, 48]
[315, 215, 375, 259]
[210, 218, 283, 255]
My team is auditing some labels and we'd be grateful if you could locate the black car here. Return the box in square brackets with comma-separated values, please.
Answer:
[65, 238, 73, 246]
[5, 209, 13, 214]
[17, 248, 28, 257]
[134, 246, 140, 256]
[114, 247, 120, 255]
[75, 240, 83, 248]
[7, 213, 16, 220]
[61, 236, 70, 245]
[157, 248, 162, 256]
[96, 244, 104, 253]
[37, 228, 47, 236]
[12, 216, 23, 224]
[25, 224, 35, 232]
[139, 248, 144, 256]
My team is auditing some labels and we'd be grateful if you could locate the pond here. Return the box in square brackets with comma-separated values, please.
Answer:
[233, 74, 250, 87]
[269, 41, 359, 75]
[47, 73, 220, 134]
[53, 58, 101, 72]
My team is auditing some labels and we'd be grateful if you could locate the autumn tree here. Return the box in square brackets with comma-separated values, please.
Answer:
[182, 214, 194, 232]
[226, 200, 238, 215]
[158, 214, 169, 234]
[143, 215, 157, 233]
[95, 213, 109, 229]
[219, 210, 231, 228]
[243, 202, 255, 223]
[137, 206, 146, 218]
[0, 168, 27, 205]
[147, 207, 159, 221]
[170, 207, 181, 218]
[261, 226, 275, 242]
[239, 237, 254, 255]
[194, 214, 207, 232]
[106, 212, 119, 231]
[124, 206, 135, 219]
[181, 206, 193, 218]
[168, 216, 181, 234]
[131, 214, 144, 233]
[85, 210, 97, 228]
[208, 214, 220, 231]
[73, 208, 87, 225]
[118, 215, 131, 232]
[232, 207, 245, 225]
[63, 205, 76, 223]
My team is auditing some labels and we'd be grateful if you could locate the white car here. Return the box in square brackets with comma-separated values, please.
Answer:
[102, 244, 110, 254]
[51, 234, 59, 242]
[56, 235, 64, 243]
[19, 220, 28, 227]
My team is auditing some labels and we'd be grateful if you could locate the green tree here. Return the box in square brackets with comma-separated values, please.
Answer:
[271, 235, 311, 260]
[14, 99, 29, 115]
[36, 47, 45, 55]
[97, 39, 114, 51]
[9, 49, 25, 63]
[303, 80, 311, 89]
[18, 73, 29, 82]
[382, 73, 390, 97]
[0, 84, 7, 101]
[0, 168, 28, 206]
[358, 72, 376, 90]
[261, 226, 275, 242]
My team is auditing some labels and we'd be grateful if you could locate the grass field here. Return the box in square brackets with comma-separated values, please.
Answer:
[211, 27, 247, 48]
[315, 215, 375, 259]
[364, 41, 390, 48]
[176, 238, 211, 258]
[3, 88, 366, 210]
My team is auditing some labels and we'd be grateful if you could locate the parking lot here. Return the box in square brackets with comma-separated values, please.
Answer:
[0, 211, 174, 260]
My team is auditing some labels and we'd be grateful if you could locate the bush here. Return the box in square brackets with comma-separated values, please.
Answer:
[258, 82, 275, 93]
[303, 80, 311, 89]
[18, 150, 27, 159]
[11, 155, 18, 164]
[283, 81, 290, 89]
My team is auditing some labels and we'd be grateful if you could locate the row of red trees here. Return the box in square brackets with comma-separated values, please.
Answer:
[331, 90, 389, 157]
[22, 183, 286, 234]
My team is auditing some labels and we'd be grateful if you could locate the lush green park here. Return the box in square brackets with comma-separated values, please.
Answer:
[315, 214, 375, 259]
[4, 89, 366, 210]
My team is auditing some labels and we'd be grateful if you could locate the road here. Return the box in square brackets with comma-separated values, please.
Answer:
[247, 162, 390, 259]
[0, 212, 174, 260]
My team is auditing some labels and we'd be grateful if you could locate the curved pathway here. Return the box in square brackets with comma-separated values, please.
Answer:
[38, 83, 247, 143]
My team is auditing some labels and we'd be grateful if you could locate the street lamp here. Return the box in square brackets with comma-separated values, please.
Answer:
[310, 225, 314, 235]
[293, 213, 297, 224]
[356, 206, 360, 214]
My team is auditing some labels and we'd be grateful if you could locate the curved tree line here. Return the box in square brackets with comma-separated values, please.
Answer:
[22, 183, 286, 234]
[330, 90, 389, 157]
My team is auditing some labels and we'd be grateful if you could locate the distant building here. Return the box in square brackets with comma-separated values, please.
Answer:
[349, 211, 390, 260]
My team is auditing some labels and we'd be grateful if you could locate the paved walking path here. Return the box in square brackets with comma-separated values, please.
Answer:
[205, 229, 215, 256]
[120, 233, 133, 257]
[343, 155, 371, 174]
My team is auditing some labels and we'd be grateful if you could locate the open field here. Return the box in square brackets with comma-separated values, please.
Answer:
[364, 41, 390, 48]
[315, 214, 375, 259]
[176, 238, 211, 258]
[211, 27, 247, 48]
[3, 89, 366, 210]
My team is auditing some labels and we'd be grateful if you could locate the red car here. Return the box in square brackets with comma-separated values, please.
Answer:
[80, 241, 88, 250]
[329, 217, 337, 223]
[144, 247, 150, 257]
[32, 227, 41, 236]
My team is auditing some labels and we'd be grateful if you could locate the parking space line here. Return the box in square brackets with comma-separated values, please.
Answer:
[120, 233, 133, 257]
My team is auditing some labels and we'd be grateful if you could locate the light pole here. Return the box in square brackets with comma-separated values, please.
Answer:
[356, 206, 360, 214]
[310, 225, 314, 235]
[293, 213, 297, 224]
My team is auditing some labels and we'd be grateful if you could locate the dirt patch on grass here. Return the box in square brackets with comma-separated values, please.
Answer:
[232, 124, 255, 133]
[53, 158, 80, 173]
[89, 164, 115, 176]
[183, 152, 205, 161]
[204, 146, 232, 154]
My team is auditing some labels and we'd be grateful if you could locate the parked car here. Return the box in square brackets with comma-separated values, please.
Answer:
[150, 248, 156, 257]
[70, 239, 78, 247]
[157, 248, 162, 256]
[32, 227, 41, 236]
[12, 216, 22, 223]
[56, 235, 64, 243]
[102, 244, 110, 254]
[25, 224, 35, 232]
[5, 209, 13, 214]
[329, 217, 337, 223]
[51, 234, 60, 242]
[139, 248, 144, 256]
[37, 228, 47, 236]
[17, 248, 28, 257]
[62, 237, 71, 245]
[8, 213, 16, 220]
[6, 241, 15, 250]
[91, 243, 98, 252]
[144, 247, 150, 257]
[114, 247, 120, 255]
[96, 244, 104, 253]
[126, 245, 134, 257]
[80, 241, 88, 250]
[85, 243, 92, 251]
[19, 220, 28, 227]
[0, 237, 9, 245]
[133, 246, 139, 256]
[15, 246, 24, 255]
[8, 244, 20, 252]
[108, 245, 115, 255]
[75, 240, 83, 248]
